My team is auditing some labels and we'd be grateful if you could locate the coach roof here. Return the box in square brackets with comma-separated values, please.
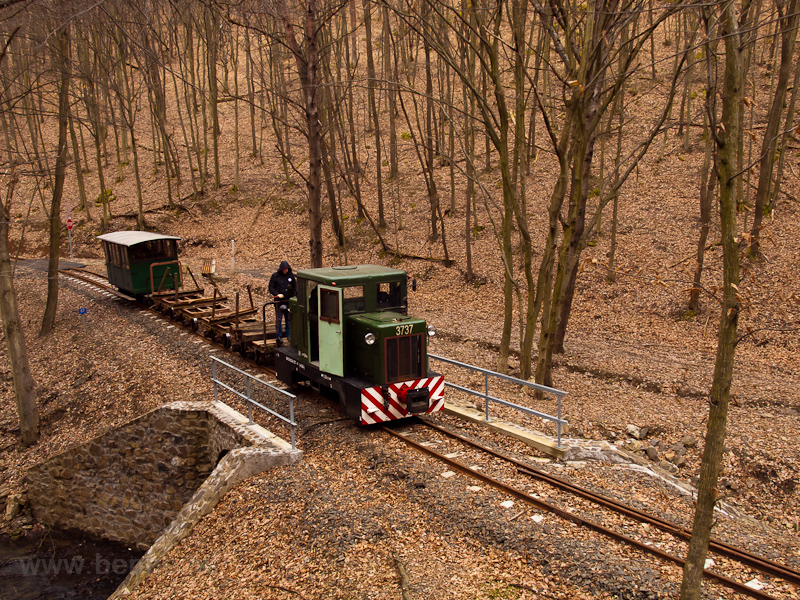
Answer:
[97, 231, 182, 247]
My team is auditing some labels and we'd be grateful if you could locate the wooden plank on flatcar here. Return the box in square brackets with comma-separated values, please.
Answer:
[250, 338, 278, 350]
[179, 302, 230, 318]
[150, 290, 208, 309]
[203, 307, 258, 325]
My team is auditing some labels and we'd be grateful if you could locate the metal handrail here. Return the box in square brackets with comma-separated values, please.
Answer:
[429, 354, 568, 448]
[211, 356, 297, 449]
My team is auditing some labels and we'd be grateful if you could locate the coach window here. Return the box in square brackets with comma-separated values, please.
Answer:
[112, 244, 125, 267]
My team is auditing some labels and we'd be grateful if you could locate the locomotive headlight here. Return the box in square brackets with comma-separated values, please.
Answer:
[365, 332, 376, 345]
[427, 324, 436, 337]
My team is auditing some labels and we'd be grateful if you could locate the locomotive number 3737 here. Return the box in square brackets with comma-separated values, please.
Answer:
[395, 324, 414, 336]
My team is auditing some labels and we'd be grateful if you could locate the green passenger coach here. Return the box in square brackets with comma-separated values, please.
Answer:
[97, 231, 183, 296]
[274, 265, 445, 425]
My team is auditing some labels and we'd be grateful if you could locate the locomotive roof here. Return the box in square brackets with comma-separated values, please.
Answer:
[97, 231, 182, 247]
[297, 264, 407, 285]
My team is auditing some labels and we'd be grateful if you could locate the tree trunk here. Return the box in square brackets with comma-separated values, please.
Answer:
[0, 170, 39, 446]
[679, 3, 741, 596]
[68, 114, 90, 221]
[748, 0, 798, 255]
[205, 6, 222, 190]
[41, 16, 71, 336]
[424, 38, 439, 241]
[363, 0, 385, 228]
[278, 0, 324, 267]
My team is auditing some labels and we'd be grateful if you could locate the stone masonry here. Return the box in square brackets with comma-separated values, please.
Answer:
[25, 400, 301, 550]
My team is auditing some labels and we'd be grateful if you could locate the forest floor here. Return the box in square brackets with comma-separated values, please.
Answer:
[1, 27, 800, 597]
[1, 139, 799, 598]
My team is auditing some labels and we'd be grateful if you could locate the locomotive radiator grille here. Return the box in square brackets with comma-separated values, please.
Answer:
[360, 375, 445, 425]
[385, 334, 425, 381]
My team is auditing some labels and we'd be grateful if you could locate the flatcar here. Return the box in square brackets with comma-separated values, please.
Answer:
[274, 265, 444, 424]
[97, 231, 183, 297]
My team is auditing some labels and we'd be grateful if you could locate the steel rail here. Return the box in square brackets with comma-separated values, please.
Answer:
[61, 269, 283, 379]
[383, 422, 785, 600]
[55, 267, 799, 597]
[419, 419, 800, 588]
[60, 268, 136, 300]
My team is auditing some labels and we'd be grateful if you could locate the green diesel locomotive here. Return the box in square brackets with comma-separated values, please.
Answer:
[274, 265, 444, 424]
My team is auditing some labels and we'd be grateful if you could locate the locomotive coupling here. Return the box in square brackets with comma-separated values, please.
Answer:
[404, 387, 430, 414]
[381, 385, 390, 409]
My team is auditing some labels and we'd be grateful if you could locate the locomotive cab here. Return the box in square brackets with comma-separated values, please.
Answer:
[274, 265, 444, 424]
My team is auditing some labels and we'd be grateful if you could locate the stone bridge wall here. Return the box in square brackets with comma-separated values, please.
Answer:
[26, 402, 255, 548]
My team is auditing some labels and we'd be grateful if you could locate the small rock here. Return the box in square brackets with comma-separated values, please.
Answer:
[672, 455, 687, 468]
[638, 426, 649, 439]
[624, 440, 642, 453]
[658, 459, 678, 474]
[5, 495, 23, 520]
[626, 424, 640, 439]
[681, 435, 698, 448]
[644, 447, 659, 461]
[670, 443, 687, 456]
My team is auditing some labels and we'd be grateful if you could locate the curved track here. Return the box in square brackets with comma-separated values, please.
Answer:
[60, 267, 799, 599]
[384, 418, 799, 600]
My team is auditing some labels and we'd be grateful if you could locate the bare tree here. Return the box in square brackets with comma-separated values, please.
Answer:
[679, 1, 742, 596]
[40, 9, 71, 336]
[748, 0, 799, 255]
[0, 165, 39, 446]
[275, 0, 325, 267]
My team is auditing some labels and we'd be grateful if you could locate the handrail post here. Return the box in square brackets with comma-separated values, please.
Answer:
[557, 392, 563, 447]
[246, 378, 253, 424]
[484, 372, 490, 422]
[212, 359, 218, 403]
[290, 398, 295, 449]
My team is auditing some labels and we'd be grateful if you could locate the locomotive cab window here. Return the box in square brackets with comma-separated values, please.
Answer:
[377, 282, 403, 309]
[319, 288, 340, 323]
[343, 286, 364, 313]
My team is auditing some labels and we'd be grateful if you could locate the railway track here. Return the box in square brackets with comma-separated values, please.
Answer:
[384, 418, 799, 600]
[60, 267, 272, 367]
[59, 266, 798, 599]
[60, 268, 136, 301]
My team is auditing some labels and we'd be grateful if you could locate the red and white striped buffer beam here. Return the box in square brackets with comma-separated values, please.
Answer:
[360, 375, 445, 424]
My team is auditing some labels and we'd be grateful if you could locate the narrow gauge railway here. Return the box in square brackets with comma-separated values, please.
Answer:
[58, 261, 797, 599]
[59, 267, 251, 358]
[384, 419, 799, 600]
[63, 233, 447, 426]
